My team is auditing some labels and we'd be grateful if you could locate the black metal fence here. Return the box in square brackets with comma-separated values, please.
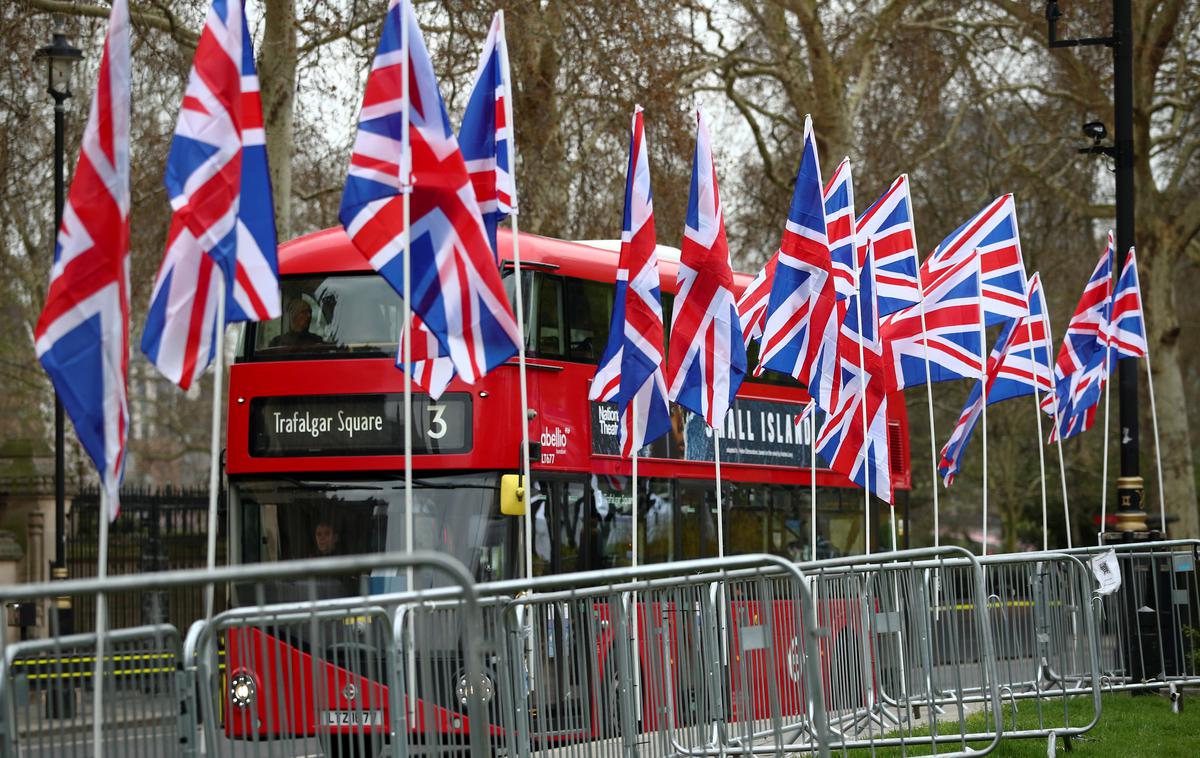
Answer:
[67, 486, 226, 632]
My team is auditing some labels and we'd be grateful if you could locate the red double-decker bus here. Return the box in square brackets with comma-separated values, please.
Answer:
[222, 226, 911, 748]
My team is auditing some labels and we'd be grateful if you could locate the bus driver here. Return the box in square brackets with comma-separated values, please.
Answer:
[271, 298, 325, 348]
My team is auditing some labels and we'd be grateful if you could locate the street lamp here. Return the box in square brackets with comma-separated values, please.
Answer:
[35, 15, 81, 576]
[1046, 0, 1148, 538]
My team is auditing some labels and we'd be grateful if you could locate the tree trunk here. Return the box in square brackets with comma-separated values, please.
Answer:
[259, 0, 297, 240]
[1142, 224, 1199, 537]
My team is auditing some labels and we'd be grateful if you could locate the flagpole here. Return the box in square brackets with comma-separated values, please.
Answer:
[1099, 338, 1114, 544]
[204, 281, 226, 619]
[93, 490, 111, 755]
[1038, 299, 1073, 549]
[498, 10, 534, 580]
[809, 409, 817, 558]
[1143, 350, 1166, 536]
[906, 179, 941, 548]
[858, 296, 872, 556]
[714, 427, 725, 559]
[1026, 314, 1049, 552]
[399, 0, 414, 591]
[977, 256, 989, 556]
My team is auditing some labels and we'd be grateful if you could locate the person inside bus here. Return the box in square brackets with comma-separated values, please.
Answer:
[271, 298, 325, 348]
[313, 519, 341, 557]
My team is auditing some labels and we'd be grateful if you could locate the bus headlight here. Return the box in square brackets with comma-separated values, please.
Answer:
[456, 670, 495, 706]
[230, 672, 257, 709]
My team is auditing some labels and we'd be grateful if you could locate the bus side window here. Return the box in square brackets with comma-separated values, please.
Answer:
[535, 275, 565, 357]
[564, 278, 612, 362]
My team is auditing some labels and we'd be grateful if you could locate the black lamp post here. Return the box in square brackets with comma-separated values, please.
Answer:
[35, 16, 82, 576]
[1046, 0, 1148, 538]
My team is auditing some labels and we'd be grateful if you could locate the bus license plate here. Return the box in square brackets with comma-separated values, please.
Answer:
[321, 710, 384, 727]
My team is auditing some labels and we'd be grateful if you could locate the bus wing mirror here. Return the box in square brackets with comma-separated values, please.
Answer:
[500, 474, 526, 516]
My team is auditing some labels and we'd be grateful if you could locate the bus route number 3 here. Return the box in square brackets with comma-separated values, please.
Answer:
[426, 404, 448, 440]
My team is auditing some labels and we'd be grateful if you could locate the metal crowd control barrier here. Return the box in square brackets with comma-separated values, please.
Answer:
[977, 552, 1102, 750]
[0, 551, 487, 758]
[1061, 539, 1200, 697]
[794, 547, 1004, 757]
[394, 553, 833, 758]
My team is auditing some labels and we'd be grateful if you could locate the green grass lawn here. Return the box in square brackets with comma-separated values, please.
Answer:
[843, 692, 1199, 757]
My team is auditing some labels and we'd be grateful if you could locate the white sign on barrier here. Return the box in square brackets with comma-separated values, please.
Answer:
[1090, 549, 1122, 595]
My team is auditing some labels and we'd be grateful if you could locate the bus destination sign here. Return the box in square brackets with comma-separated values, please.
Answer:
[250, 393, 471, 457]
[590, 397, 818, 467]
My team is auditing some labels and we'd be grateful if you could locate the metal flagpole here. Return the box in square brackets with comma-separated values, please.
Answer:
[1143, 349, 1166, 535]
[977, 255, 989, 556]
[631, 395, 639, 570]
[1025, 308, 1050, 551]
[714, 427, 725, 558]
[93, 491, 111, 755]
[858, 298, 871, 555]
[1038, 296, 1073, 548]
[809, 407, 817, 557]
[399, 3, 417, 729]
[905, 180, 941, 548]
[1099, 337, 1114, 544]
[204, 282, 226, 619]
[498, 9, 534, 580]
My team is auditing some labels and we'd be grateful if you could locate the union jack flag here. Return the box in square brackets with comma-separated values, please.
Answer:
[403, 9, 518, 399]
[937, 305, 1025, 486]
[989, 272, 1053, 403]
[824, 158, 857, 300]
[459, 9, 515, 252]
[923, 194, 1028, 325]
[591, 107, 670, 456]
[1107, 247, 1147, 360]
[1042, 235, 1113, 439]
[856, 174, 922, 317]
[757, 116, 838, 410]
[340, 0, 520, 391]
[34, 0, 130, 512]
[736, 251, 776, 350]
[879, 253, 982, 391]
[815, 242, 891, 503]
[666, 106, 746, 428]
[142, 0, 280, 390]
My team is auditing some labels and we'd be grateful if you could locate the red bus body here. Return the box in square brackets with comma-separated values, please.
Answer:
[224, 227, 909, 740]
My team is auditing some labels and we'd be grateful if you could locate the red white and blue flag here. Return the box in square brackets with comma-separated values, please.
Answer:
[923, 194, 1028, 326]
[1042, 235, 1114, 440]
[1107, 247, 1147, 361]
[824, 158, 858, 300]
[736, 251, 777, 352]
[880, 253, 983, 390]
[339, 0, 520, 392]
[458, 10, 515, 254]
[403, 9, 518, 399]
[757, 116, 838, 410]
[590, 107, 670, 456]
[34, 0, 130, 512]
[142, 0, 280, 390]
[815, 242, 891, 502]
[666, 106, 746, 428]
[937, 305, 1025, 486]
[938, 274, 1051, 485]
[856, 174, 922, 317]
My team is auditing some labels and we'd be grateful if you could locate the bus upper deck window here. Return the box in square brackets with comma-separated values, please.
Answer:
[250, 275, 402, 359]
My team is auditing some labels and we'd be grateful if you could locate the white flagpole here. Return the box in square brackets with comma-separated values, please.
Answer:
[1143, 350, 1166, 535]
[905, 178, 941, 549]
[204, 282, 226, 619]
[857, 287, 872, 556]
[1026, 313, 1050, 552]
[1099, 347, 1113, 544]
[93, 492, 111, 755]
[976, 255, 989, 556]
[809, 409, 817, 557]
[497, 10, 534, 580]
[1038, 297, 1073, 549]
[400, 0, 413, 590]
[631, 395, 639, 570]
[714, 426, 725, 558]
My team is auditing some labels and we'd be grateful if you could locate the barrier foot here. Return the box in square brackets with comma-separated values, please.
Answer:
[1170, 682, 1183, 713]
[1046, 732, 1057, 757]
